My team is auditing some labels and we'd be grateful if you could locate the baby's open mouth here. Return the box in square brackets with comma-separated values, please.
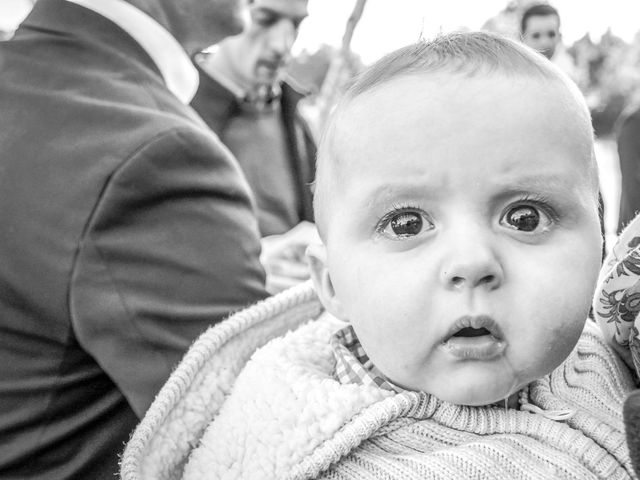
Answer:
[443, 316, 506, 360]
[452, 327, 491, 337]
[445, 315, 502, 341]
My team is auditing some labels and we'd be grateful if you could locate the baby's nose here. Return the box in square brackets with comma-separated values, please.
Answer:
[440, 232, 503, 291]
[448, 272, 500, 290]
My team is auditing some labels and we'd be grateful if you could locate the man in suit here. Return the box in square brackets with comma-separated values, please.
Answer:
[0, 0, 269, 478]
[192, 0, 318, 293]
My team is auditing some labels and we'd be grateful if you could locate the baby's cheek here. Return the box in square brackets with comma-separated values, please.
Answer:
[537, 314, 585, 374]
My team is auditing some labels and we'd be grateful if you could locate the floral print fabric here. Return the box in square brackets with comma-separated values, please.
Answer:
[595, 215, 640, 380]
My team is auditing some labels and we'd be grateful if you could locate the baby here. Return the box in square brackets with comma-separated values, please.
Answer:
[123, 31, 640, 480]
[307, 29, 602, 410]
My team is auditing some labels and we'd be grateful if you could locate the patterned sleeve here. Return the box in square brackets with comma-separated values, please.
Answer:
[593, 214, 640, 381]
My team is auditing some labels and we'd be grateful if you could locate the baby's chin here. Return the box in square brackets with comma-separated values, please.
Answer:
[439, 385, 520, 407]
[421, 370, 529, 407]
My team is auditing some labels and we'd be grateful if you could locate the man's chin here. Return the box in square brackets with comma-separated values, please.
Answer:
[256, 67, 280, 83]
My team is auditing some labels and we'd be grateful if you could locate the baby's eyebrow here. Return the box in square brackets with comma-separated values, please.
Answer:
[497, 174, 580, 193]
[356, 170, 587, 204]
[362, 182, 442, 201]
[356, 184, 439, 210]
[365, 176, 570, 198]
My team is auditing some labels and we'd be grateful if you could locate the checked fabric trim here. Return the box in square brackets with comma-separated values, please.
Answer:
[331, 325, 405, 393]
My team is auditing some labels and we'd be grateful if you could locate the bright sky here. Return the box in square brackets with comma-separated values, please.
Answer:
[0, 0, 32, 31]
[2, 0, 640, 64]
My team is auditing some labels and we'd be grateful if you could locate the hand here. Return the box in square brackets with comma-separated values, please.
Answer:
[260, 221, 320, 294]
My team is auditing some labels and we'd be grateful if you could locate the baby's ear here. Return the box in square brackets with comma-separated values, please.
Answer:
[306, 243, 346, 320]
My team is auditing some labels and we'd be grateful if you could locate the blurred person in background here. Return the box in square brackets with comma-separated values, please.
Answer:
[616, 104, 640, 233]
[520, 3, 561, 60]
[0, 0, 269, 478]
[520, 3, 581, 84]
[192, 0, 318, 294]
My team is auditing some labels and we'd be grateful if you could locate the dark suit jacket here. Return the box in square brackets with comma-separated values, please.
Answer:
[617, 107, 640, 233]
[0, 1, 268, 478]
[190, 65, 316, 228]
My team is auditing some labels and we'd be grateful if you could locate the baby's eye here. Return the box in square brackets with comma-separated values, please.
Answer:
[501, 205, 552, 232]
[379, 210, 433, 239]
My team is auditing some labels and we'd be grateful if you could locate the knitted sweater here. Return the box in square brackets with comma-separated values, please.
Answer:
[120, 282, 637, 480]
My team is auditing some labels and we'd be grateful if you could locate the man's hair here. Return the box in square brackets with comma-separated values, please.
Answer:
[520, 4, 560, 34]
[313, 31, 593, 238]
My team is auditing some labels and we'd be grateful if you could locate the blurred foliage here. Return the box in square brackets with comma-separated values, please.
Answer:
[573, 30, 640, 137]
[287, 45, 337, 94]
[287, 45, 365, 140]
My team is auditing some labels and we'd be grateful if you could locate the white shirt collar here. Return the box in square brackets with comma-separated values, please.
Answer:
[65, 0, 199, 104]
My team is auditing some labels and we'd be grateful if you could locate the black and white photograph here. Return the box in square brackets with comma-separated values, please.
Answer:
[1, 1, 640, 478]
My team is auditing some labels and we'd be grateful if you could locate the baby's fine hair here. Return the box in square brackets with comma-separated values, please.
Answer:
[313, 31, 594, 237]
[343, 31, 558, 101]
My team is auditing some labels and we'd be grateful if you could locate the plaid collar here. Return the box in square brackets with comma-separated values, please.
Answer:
[331, 325, 405, 393]
[331, 326, 532, 412]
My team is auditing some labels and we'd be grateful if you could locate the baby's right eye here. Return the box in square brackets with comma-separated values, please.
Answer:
[378, 209, 433, 239]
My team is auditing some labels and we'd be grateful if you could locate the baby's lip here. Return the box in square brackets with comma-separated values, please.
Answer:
[444, 315, 503, 342]
[442, 315, 506, 360]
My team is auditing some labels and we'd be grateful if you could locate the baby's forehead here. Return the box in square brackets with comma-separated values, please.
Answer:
[331, 72, 590, 157]
[338, 71, 571, 121]
[321, 74, 595, 198]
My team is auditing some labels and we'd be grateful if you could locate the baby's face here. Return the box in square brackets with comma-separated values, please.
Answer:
[315, 73, 602, 406]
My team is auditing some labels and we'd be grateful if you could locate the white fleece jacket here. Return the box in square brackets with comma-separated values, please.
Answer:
[121, 282, 637, 480]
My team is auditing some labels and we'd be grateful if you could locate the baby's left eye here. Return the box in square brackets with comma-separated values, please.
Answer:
[379, 210, 433, 239]
[501, 205, 552, 232]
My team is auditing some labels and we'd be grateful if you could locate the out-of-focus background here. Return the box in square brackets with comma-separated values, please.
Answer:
[3, 0, 638, 246]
